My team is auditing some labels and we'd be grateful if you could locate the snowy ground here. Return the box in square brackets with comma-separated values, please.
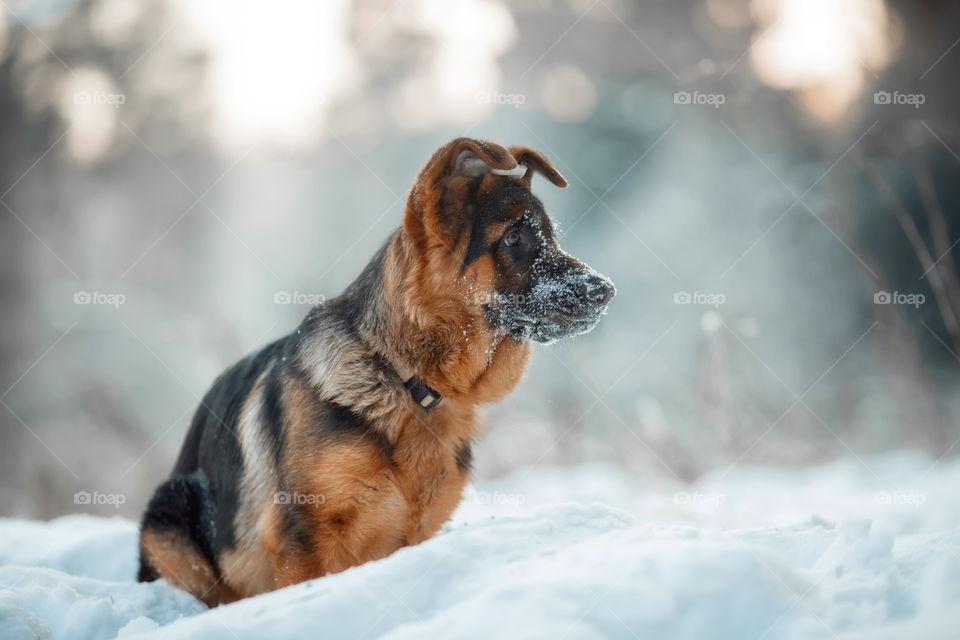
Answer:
[2, 452, 960, 639]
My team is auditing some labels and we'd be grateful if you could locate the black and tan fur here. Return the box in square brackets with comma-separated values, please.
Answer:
[138, 138, 615, 606]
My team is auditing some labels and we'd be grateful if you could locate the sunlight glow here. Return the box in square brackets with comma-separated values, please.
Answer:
[749, 0, 898, 122]
[175, 0, 359, 152]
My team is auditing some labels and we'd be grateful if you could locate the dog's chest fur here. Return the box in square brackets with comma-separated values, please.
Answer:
[224, 337, 481, 594]
[382, 403, 476, 541]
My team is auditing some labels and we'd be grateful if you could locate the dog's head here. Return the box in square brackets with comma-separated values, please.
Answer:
[404, 137, 615, 344]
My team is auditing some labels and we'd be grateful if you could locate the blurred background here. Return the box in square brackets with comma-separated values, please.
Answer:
[1, 0, 958, 519]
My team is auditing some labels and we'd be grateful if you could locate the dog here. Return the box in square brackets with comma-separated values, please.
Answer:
[137, 137, 615, 606]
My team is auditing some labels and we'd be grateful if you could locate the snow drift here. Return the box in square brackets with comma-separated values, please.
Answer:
[2, 452, 960, 639]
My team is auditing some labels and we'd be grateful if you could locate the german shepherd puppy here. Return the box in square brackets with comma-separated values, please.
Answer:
[138, 138, 615, 606]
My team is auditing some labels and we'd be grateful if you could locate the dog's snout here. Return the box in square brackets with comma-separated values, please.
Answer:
[582, 275, 615, 306]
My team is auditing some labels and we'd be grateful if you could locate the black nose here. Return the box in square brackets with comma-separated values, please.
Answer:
[582, 275, 615, 306]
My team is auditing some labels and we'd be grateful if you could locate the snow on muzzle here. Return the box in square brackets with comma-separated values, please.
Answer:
[515, 250, 616, 344]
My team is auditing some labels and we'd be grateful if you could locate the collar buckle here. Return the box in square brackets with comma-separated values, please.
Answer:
[403, 376, 442, 410]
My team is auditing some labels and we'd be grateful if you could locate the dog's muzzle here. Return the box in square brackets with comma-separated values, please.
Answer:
[509, 264, 615, 344]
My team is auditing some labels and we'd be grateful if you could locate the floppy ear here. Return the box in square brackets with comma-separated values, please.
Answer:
[406, 138, 520, 243]
[507, 146, 568, 188]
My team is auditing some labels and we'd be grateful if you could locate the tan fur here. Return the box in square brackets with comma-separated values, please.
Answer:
[268, 360, 480, 586]
[141, 529, 225, 607]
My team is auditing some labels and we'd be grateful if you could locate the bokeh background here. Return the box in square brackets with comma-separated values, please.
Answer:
[1, 0, 958, 519]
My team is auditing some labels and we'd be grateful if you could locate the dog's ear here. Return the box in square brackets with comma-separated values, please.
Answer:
[422, 137, 520, 185]
[508, 146, 568, 188]
[406, 138, 520, 243]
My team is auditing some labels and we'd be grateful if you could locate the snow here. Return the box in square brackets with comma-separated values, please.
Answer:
[3, 453, 960, 639]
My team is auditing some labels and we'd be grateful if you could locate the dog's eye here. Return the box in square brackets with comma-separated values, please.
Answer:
[503, 230, 521, 247]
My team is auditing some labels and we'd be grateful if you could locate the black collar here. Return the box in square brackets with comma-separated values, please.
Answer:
[402, 376, 443, 410]
[382, 353, 443, 411]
